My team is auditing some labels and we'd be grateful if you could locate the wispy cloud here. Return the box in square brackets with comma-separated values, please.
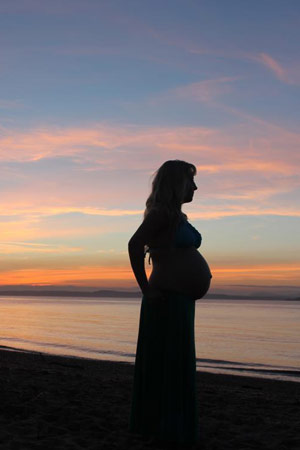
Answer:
[0, 206, 143, 218]
[247, 52, 299, 85]
[196, 160, 296, 175]
[188, 43, 300, 85]
[151, 77, 239, 104]
[254, 52, 287, 82]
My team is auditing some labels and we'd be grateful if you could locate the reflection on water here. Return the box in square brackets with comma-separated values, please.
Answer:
[0, 296, 299, 382]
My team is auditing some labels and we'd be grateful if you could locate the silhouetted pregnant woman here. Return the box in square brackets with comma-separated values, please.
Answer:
[128, 160, 212, 447]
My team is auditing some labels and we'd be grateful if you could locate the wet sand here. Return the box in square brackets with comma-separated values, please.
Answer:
[0, 348, 299, 449]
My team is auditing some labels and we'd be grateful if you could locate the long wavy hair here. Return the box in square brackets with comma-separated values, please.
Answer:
[144, 160, 197, 225]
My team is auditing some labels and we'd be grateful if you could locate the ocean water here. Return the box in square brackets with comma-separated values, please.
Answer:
[0, 296, 299, 382]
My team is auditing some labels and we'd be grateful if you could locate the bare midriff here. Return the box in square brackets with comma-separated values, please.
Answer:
[148, 246, 212, 300]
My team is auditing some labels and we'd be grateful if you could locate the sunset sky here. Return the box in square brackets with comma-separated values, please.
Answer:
[1, 0, 299, 296]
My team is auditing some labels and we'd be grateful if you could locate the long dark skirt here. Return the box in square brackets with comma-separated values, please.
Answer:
[129, 290, 198, 446]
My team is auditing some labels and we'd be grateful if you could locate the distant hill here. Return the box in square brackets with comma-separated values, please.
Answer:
[0, 288, 299, 301]
[0, 289, 140, 298]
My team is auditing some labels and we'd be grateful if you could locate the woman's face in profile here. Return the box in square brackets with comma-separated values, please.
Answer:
[183, 175, 197, 203]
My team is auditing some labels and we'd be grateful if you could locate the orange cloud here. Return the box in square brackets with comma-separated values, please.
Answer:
[0, 265, 133, 286]
[210, 263, 300, 285]
[0, 241, 83, 254]
[1, 262, 299, 288]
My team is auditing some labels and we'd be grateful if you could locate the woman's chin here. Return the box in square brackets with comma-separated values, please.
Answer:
[183, 196, 193, 203]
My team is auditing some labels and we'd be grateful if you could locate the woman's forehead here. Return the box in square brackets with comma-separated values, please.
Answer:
[188, 167, 195, 177]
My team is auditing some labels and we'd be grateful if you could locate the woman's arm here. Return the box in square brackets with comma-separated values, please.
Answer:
[128, 209, 168, 295]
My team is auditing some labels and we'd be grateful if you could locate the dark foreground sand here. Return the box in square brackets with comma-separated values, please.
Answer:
[0, 348, 299, 450]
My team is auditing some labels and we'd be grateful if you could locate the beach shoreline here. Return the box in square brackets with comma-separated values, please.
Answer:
[0, 347, 299, 449]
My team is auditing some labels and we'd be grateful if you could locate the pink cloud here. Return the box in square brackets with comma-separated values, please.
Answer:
[189, 207, 300, 220]
[255, 52, 287, 82]
[0, 121, 299, 227]
[249, 53, 300, 86]
[196, 160, 295, 175]
[0, 123, 216, 163]
[1, 120, 298, 165]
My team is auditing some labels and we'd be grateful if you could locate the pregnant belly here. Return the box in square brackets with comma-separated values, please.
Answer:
[148, 247, 212, 300]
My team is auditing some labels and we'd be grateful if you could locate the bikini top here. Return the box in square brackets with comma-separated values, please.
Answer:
[174, 219, 202, 249]
[145, 219, 202, 263]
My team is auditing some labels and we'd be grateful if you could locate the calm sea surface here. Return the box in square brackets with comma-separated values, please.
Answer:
[0, 296, 299, 382]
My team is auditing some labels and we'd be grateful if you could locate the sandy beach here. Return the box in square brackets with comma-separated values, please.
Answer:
[0, 348, 299, 450]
